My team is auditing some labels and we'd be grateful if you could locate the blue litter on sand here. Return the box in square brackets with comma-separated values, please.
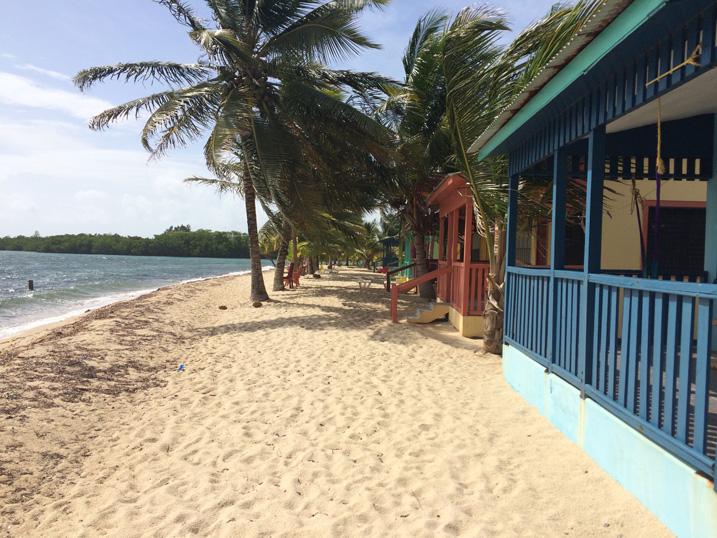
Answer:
[177, 364, 184, 371]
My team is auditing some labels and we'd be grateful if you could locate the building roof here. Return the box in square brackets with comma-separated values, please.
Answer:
[469, 0, 667, 160]
[426, 174, 469, 207]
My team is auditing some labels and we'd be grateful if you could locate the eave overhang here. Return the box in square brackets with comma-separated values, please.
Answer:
[470, 0, 668, 161]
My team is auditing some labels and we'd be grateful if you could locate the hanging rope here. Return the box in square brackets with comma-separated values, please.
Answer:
[643, 43, 703, 277]
[630, 177, 647, 278]
[651, 97, 663, 279]
[645, 44, 701, 87]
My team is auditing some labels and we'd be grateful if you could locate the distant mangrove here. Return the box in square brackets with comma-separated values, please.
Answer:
[0, 226, 253, 259]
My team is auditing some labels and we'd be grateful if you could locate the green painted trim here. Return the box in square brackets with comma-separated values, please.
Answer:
[478, 0, 668, 161]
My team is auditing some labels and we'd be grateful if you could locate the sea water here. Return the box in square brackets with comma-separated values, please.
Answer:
[0, 251, 273, 339]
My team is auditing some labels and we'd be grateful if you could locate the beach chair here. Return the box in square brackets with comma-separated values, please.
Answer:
[291, 265, 304, 288]
[283, 263, 295, 288]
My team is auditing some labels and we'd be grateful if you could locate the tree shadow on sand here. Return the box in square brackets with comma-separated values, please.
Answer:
[198, 279, 479, 352]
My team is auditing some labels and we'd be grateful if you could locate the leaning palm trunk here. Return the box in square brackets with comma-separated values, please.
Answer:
[272, 219, 292, 291]
[482, 223, 506, 355]
[243, 172, 270, 302]
[412, 233, 436, 300]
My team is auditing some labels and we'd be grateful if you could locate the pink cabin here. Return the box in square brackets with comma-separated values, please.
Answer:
[429, 174, 490, 337]
[391, 174, 491, 337]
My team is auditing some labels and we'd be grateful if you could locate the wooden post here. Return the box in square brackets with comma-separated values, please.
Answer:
[28, 280, 34, 291]
[504, 172, 519, 341]
[705, 114, 717, 284]
[548, 149, 567, 369]
[707, 115, 717, 355]
[579, 125, 606, 394]
[391, 284, 399, 323]
[462, 199, 473, 316]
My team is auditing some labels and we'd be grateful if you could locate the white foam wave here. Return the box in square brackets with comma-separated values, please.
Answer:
[0, 267, 272, 341]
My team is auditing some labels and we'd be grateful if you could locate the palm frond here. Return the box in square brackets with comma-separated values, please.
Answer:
[402, 9, 448, 81]
[73, 62, 212, 92]
[281, 79, 392, 151]
[155, 0, 207, 32]
[183, 174, 242, 196]
[87, 91, 173, 131]
[188, 29, 258, 67]
[250, 0, 318, 37]
[205, 0, 247, 32]
[140, 82, 224, 158]
[263, 1, 381, 64]
[503, 0, 603, 96]
[202, 85, 254, 171]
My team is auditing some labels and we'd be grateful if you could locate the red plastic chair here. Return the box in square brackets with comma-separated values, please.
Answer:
[283, 263, 295, 288]
[291, 265, 304, 288]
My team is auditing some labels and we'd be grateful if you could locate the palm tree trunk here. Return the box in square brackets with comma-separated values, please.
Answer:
[242, 172, 270, 302]
[413, 233, 436, 300]
[483, 223, 505, 355]
[272, 218, 292, 291]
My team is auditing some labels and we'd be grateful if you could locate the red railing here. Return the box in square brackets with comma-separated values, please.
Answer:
[468, 265, 489, 314]
[391, 266, 452, 323]
[386, 262, 417, 291]
[437, 261, 490, 315]
[395, 262, 490, 321]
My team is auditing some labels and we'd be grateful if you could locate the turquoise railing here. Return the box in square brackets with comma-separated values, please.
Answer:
[505, 267, 551, 364]
[588, 274, 716, 477]
[505, 267, 717, 480]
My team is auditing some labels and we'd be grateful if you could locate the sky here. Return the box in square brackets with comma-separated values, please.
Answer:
[0, 0, 559, 238]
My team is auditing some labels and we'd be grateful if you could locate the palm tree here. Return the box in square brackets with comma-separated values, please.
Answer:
[354, 220, 382, 270]
[74, 0, 391, 302]
[443, 1, 602, 353]
[377, 9, 515, 300]
[377, 11, 454, 300]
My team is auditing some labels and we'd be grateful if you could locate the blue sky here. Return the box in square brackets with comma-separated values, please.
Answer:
[1, 0, 560, 238]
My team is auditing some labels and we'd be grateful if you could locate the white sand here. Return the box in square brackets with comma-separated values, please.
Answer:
[0, 269, 672, 537]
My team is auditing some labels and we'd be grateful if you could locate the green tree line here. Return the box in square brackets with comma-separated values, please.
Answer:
[0, 226, 251, 258]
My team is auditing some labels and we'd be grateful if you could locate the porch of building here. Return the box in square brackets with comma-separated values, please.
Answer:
[390, 174, 490, 337]
[471, 1, 717, 536]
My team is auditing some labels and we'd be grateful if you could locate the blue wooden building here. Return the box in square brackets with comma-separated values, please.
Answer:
[470, 1, 717, 535]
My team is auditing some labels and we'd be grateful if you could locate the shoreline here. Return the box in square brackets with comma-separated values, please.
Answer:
[0, 266, 275, 343]
[0, 269, 671, 536]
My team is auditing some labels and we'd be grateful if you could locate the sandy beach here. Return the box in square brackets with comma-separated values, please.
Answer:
[0, 268, 671, 537]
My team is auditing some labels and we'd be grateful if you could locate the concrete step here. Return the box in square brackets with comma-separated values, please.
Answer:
[406, 302, 450, 324]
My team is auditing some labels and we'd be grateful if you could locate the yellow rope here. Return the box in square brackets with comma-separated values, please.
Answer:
[645, 44, 701, 87]
[644, 43, 704, 174]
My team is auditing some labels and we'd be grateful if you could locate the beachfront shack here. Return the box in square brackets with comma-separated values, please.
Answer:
[469, 0, 717, 535]
[424, 174, 490, 336]
[377, 236, 399, 272]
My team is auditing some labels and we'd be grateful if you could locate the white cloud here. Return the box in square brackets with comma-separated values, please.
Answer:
[1, 193, 38, 215]
[74, 189, 109, 202]
[16, 63, 71, 81]
[0, 72, 113, 121]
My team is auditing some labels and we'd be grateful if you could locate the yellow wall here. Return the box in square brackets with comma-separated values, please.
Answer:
[448, 306, 484, 337]
[532, 178, 706, 270]
[601, 179, 707, 270]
